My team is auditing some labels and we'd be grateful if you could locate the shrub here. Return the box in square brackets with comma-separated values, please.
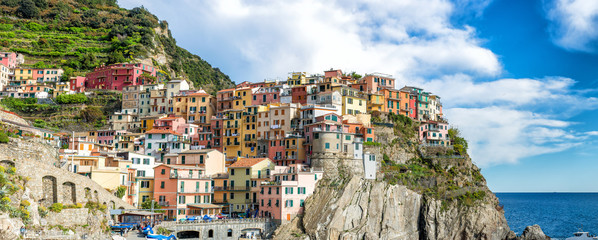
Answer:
[115, 186, 126, 198]
[55, 93, 88, 104]
[38, 206, 48, 218]
[20, 200, 30, 207]
[49, 203, 63, 213]
[0, 131, 9, 143]
[363, 141, 381, 146]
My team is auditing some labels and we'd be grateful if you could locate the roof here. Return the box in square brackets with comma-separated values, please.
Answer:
[229, 158, 269, 168]
[217, 88, 235, 93]
[181, 149, 216, 154]
[188, 91, 211, 96]
[145, 129, 181, 135]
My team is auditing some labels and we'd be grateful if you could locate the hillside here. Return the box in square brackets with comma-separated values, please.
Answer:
[0, 0, 235, 93]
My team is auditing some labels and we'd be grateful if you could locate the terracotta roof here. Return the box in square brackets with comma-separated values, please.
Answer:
[157, 116, 180, 120]
[188, 91, 211, 96]
[145, 129, 181, 135]
[229, 158, 269, 168]
[217, 88, 235, 93]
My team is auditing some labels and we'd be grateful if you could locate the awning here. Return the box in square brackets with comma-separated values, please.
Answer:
[187, 204, 223, 209]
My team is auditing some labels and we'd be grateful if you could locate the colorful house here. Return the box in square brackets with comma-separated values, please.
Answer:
[85, 63, 157, 91]
[226, 158, 275, 215]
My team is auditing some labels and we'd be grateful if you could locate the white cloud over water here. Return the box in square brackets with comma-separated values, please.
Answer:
[119, 0, 598, 167]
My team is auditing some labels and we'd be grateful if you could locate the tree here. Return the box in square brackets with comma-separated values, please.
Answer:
[115, 186, 126, 198]
[60, 67, 73, 82]
[140, 200, 164, 213]
[448, 128, 468, 155]
[17, 0, 40, 19]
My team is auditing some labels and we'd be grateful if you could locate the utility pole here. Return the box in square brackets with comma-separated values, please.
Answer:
[151, 199, 155, 226]
[71, 131, 75, 173]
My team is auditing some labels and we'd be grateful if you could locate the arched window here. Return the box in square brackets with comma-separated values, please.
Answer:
[227, 229, 233, 237]
[208, 229, 214, 238]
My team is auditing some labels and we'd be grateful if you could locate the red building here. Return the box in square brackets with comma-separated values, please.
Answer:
[70, 76, 86, 92]
[85, 63, 157, 91]
[291, 86, 307, 105]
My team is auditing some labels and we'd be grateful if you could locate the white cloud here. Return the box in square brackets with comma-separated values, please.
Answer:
[546, 0, 598, 52]
[118, 0, 598, 167]
[121, 0, 501, 82]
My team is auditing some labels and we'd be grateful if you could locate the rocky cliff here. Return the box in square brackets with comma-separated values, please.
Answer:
[274, 114, 545, 240]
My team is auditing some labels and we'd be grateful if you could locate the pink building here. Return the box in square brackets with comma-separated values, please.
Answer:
[85, 63, 157, 91]
[153, 165, 218, 220]
[154, 116, 186, 133]
[0, 52, 18, 68]
[324, 69, 343, 79]
[70, 76, 86, 92]
[361, 73, 395, 93]
[258, 164, 323, 223]
[418, 121, 450, 146]
[97, 130, 125, 146]
[252, 87, 280, 105]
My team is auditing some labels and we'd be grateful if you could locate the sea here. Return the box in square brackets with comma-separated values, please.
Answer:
[496, 193, 598, 239]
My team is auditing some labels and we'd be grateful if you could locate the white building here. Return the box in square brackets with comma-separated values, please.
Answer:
[144, 129, 190, 163]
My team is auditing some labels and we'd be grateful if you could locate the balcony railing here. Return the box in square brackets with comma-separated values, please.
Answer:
[159, 201, 169, 206]
[212, 186, 250, 191]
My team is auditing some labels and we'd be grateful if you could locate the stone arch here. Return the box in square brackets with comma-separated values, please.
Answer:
[41, 176, 57, 207]
[118, 206, 124, 210]
[93, 190, 99, 202]
[227, 229, 233, 237]
[109, 201, 115, 209]
[207, 229, 214, 238]
[62, 182, 76, 204]
[177, 230, 200, 239]
[84, 187, 91, 200]
[0, 160, 15, 169]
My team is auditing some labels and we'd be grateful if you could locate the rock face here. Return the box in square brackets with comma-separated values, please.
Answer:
[517, 225, 550, 240]
[273, 124, 520, 240]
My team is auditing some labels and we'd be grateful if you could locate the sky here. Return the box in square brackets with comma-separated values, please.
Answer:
[119, 0, 598, 192]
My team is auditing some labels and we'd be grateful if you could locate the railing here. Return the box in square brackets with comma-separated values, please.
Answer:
[159, 217, 271, 227]
[212, 186, 250, 191]
[159, 201, 169, 206]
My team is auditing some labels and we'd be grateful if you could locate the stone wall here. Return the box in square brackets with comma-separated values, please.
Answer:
[43, 209, 89, 227]
[0, 140, 133, 210]
[161, 219, 276, 239]
[0, 111, 29, 126]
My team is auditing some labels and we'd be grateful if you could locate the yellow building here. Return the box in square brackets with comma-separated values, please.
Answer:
[241, 106, 259, 158]
[53, 82, 70, 97]
[14, 68, 33, 80]
[173, 95, 189, 119]
[342, 95, 368, 115]
[226, 158, 275, 214]
[187, 91, 216, 125]
[232, 87, 255, 110]
[367, 93, 385, 113]
[287, 72, 307, 86]
[222, 109, 243, 160]
[137, 177, 154, 206]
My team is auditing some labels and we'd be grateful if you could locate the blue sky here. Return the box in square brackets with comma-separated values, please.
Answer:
[119, 0, 598, 192]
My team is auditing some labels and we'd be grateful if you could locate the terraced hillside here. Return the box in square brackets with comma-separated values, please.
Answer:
[0, 0, 235, 93]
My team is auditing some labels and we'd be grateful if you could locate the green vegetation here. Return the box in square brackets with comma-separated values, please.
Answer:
[49, 202, 63, 212]
[363, 141, 381, 146]
[85, 201, 107, 213]
[55, 93, 88, 104]
[115, 186, 126, 198]
[0, 131, 9, 143]
[448, 128, 468, 155]
[156, 227, 171, 235]
[140, 200, 164, 213]
[0, 166, 31, 223]
[0, 0, 234, 92]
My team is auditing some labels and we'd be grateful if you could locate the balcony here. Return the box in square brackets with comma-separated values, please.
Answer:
[212, 198, 227, 204]
[159, 201, 169, 207]
[270, 125, 281, 129]
[213, 186, 250, 191]
[244, 199, 258, 204]
[169, 173, 211, 180]
[178, 188, 213, 194]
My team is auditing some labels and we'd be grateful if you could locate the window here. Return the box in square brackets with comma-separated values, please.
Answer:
[231, 169, 235, 175]
[161, 169, 165, 175]
[246, 169, 250, 175]
[160, 181, 165, 189]
[143, 158, 150, 165]
[200, 155, 204, 164]
[181, 156, 186, 164]
[325, 143, 330, 149]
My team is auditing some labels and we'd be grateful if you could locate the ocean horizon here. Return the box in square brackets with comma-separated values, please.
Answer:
[496, 192, 598, 239]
